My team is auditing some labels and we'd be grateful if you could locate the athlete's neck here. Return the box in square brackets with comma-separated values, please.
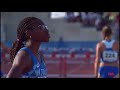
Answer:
[104, 36, 112, 41]
[25, 39, 41, 56]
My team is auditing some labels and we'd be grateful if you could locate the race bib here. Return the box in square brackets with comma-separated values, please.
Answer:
[103, 51, 118, 62]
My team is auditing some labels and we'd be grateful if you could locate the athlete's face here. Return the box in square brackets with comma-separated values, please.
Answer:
[37, 25, 50, 42]
[26, 22, 50, 42]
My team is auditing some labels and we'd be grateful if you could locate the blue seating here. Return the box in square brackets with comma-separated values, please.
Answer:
[5, 41, 13, 48]
[5, 41, 97, 55]
[41, 41, 97, 49]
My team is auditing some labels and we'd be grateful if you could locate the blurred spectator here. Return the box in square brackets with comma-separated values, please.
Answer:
[65, 12, 76, 22]
[65, 12, 82, 23]
[95, 12, 105, 31]
[112, 16, 119, 40]
[88, 12, 97, 26]
[58, 37, 65, 48]
[81, 12, 103, 27]
[81, 12, 89, 26]
[75, 12, 82, 22]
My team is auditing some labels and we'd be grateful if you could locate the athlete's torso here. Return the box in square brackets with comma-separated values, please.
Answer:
[100, 40, 119, 67]
[18, 47, 47, 78]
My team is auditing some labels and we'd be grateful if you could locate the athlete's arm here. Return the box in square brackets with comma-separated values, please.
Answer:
[116, 41, 119, 51]
[6, 51, 32, 78]
[113, 41, 119, 59]
[94, 43, 101, 78]
[115, 41, 119, 63]
[117, 41, 119, 61]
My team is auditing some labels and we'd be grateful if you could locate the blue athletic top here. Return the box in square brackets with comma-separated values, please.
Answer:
[98, 40, 119, 78]
[17, 47, 47, 78]
[100, 40, 118, 63]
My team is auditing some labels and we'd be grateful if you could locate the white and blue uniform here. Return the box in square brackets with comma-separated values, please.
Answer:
[99, 40, 119, 78]
[18, 47, 47, 78]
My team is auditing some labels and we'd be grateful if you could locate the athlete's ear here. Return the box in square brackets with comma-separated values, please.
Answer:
[25, 30, 32, 39]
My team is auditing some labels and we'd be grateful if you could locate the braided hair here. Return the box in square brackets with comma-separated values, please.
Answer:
[10, 17, 45, 63]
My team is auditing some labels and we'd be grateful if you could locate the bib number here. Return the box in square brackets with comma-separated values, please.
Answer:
[103, 51, 118, 62]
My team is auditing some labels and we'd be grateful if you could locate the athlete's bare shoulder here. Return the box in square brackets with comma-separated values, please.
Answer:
[114, 40, 119, 45]
[113, 40, 119, 50]
[6, 50, 32, 78]
[13, 50, 32, 67]
[96, 41, 104, 48]
[96, 41, 106, 53]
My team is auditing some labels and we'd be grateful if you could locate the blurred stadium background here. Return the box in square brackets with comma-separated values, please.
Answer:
[0, 12, 119, 78]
